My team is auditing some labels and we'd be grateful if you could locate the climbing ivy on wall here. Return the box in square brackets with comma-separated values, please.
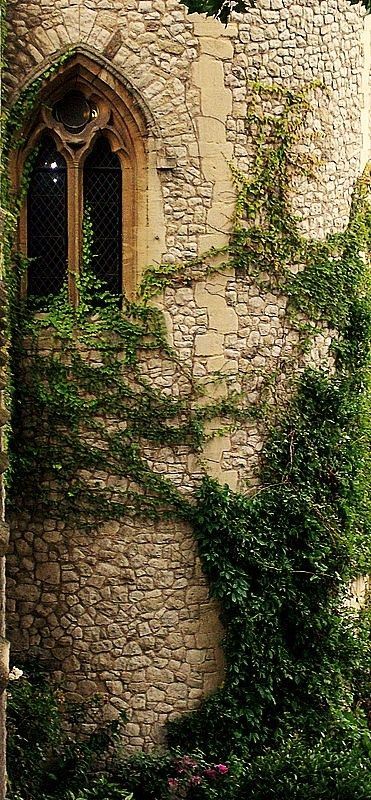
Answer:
[2, 52, 371, 799]
[181, 0, 371, 22]
[165, 82, 371, 775]
[8, 211, 259, 523]
[182, 1, 253, 24]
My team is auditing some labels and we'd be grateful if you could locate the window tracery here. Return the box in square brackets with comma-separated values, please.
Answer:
[14, 58, 146, 304]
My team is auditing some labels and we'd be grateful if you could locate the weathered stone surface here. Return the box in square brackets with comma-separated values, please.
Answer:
[4, 0, 366, 756]
[35, 563, 61, 585]
[0, 525, 9, 559]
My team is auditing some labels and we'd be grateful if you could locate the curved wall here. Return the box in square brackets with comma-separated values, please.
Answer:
[5, 0, 368, 749]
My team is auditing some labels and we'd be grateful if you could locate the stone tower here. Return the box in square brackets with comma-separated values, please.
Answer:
[3, 0, 370, 754]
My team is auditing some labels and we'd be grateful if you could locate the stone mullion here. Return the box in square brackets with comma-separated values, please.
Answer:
[67, 158, 83, 306]
[121, 153, 135, 300]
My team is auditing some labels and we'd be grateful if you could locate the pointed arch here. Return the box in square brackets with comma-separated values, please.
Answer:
[9, 47, 160, 141]
[12, 49, 155, 301]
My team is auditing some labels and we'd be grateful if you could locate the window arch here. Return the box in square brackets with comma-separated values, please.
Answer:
[14, 54, 150, 304]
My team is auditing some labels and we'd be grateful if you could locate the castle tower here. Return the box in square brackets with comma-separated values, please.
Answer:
[3, 0, 369, 751]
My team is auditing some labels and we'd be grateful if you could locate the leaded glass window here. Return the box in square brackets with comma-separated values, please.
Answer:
[18, 71, 140, 303]
[27, 135, 67, 298]
[83, 137, 122, 296]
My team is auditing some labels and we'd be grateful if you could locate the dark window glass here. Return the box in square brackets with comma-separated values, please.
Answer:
[27, 135, 67, 298]
[83, 136, 122, 296]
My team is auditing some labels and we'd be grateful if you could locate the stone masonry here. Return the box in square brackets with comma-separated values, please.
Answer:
[4, 0, 370, 751]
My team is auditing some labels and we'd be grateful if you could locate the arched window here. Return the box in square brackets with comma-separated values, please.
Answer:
[24, 88, 125, 302]
[15, 55, 149, 304]
[27, 135, 67, 298]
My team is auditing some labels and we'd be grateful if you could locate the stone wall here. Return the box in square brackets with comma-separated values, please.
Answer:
[4, 0, 368, 750]
[5, 0, 367, 257]
[8, 513, 224, 750]
[4, 269, 342, 750]
[0, 208, 10, 799]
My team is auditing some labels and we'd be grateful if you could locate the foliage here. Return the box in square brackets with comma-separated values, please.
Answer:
[62, 781, 132, 800]
[181, 1, 252, 24]
[181, 0, 371, 22]
[164, 83, 371, 764]
[240, 720, 371, 800]
[6, 669, 237, 800]
[8, 666, 371, 800]
[110, 725, 371, 800]
[7, 202, 257, 522]
[3, 56, 371, 800]
[6, 665, 131, 800]
[109, 751, 240, 800]
[168, 466, 370, 756]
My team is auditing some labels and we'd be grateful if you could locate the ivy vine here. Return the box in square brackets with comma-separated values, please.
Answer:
[2, 51, 370, 798]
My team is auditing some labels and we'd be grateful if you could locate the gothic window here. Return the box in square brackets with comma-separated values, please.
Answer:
[16, 60, 145, 304]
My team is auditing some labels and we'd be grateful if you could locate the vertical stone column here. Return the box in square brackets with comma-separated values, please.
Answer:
[0, 207, 10, 799]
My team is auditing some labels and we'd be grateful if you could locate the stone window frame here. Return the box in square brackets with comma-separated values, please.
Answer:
[12, 55, 151, 303]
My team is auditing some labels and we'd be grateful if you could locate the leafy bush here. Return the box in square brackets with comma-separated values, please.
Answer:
[63, 779, 133, 800]
[6, 664, 131, 800]
[110, 751, 241, 800]
[241, 723, 371, 800]
[108, 719, 371, 799]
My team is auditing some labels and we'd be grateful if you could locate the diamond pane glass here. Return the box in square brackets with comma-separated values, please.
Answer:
[27, 135, 68, 297]
[84, 136, 122, 296]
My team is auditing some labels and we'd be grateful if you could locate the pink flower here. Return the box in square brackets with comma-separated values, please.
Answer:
[168, 777, 179, 792]
[190, 775, 202, 785]
[204, 768, 218, 780]
[215, 764, 229, 774]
